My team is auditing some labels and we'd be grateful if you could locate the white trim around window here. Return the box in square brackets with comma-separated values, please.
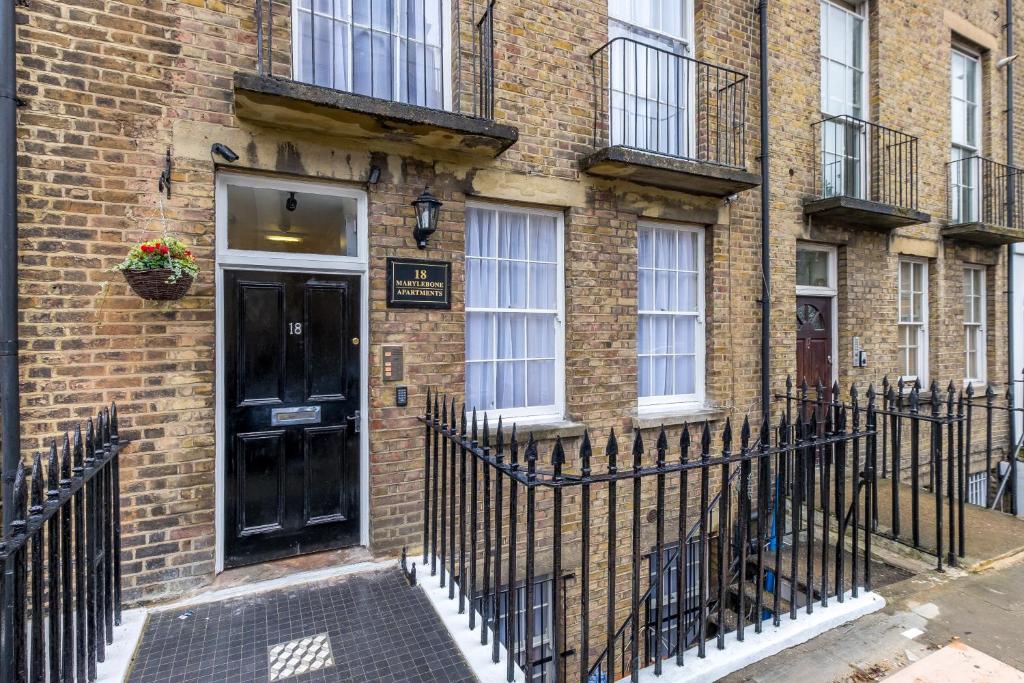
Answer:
[898, 258, 929, 385]
[464, 202, 566, 424]
[291, 0, 454, 111]
[964, 265, 987, 386]
[637, 222, 706, 412]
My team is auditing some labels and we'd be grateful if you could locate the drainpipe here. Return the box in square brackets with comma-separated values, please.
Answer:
[0, 0, 21, 531]
[759, 0, 771, 419]
[1006, 0, 1018, 515]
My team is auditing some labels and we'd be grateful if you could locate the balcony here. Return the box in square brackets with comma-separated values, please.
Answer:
[804, 115, 930, 229]
[581, 38, 760, 197]
[943, 156, 1024, 245]
[233, 0, 517, 158]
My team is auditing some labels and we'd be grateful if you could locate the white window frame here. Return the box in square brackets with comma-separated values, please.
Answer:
[212, 171, 371, 573]
[950, 46, 983, 224]
[898, 258, 929, 385]
[795, 243, 839, 385]
[637, 222, 706, 413]
[464, 202, 566, 424]
[819, 0, 869, 200]
[968, 471, 988, 507]
[291, 0, 454, 111]
[607, 0, 697, 158]
[964, 265, 987, 386]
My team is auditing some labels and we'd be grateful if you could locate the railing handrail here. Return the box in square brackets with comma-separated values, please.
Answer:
[813, 113, 919, 143]
[945, 154, 1024, 173]
[589, 36, 750, 84]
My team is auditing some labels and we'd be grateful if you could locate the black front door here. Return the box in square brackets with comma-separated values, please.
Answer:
[224, 270, 361, 568]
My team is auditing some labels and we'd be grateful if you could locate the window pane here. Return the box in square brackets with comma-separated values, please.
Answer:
[495, 361, 526, 408]
[528, 263, 557, 310]
[796, 248, 830, 288]
[226, 184, 359, 256]
[466, 361, 495, 412]
[466, 312, 493, 361]
[639, 228, 654, 268]
[674, 355, 696, 395]
[529, 216, 557, 262]
[496, 313, 526, 359]
[674, 316, 696, 354]
[499, 212, 528, 259]
[527, 314, 555, 359]
[527, 360, 555, 407]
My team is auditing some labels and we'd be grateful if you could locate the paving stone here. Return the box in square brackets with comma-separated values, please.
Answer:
[127, 568, 477, 683]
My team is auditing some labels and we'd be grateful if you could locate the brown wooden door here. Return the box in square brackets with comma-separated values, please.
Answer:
[796, 296, 833, 395]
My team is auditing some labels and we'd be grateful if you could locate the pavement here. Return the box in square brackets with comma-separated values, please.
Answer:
[126, 567, 475, 683]
[722, 553, 1024, 682]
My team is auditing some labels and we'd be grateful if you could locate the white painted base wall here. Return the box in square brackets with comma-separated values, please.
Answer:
[419, 555, 884, 683]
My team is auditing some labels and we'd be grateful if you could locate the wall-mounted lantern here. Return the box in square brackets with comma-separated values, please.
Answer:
[412, 187, 442, 249]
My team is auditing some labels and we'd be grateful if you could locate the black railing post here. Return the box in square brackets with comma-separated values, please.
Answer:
[551, 437, 565, 682]
[605, 430, 618, 679]
[459, 403, 468, 613]
[468, 409, 478, 629]
[888, 386, 900, 538]
[46, 442, 61, 682]
[653, 428, 667, 672]
[850, 388, 861, 597]
[697, 423, 710, 656]
[505, 427, 519, 683]
[72, 426, 86, 683]
[629, 430, 643, 681]
[804, 411, 816, 615]
[523, 438, 538, 683]
[440, 398, 449, 590]
[737, 419, 751, 640]
[480, 416, 492, 646]
[865, 385, 877, 591]
[492, 418, 504, 664]
[930, 383, 944, 572]
[423, 389, 432, 565]
[790, 417, 802, 619]
[946, 384, 957, 568]
[60, 434, 73, 680]
[29, 453, 44, 683]
[579, 432, 592, 683]
[449, 402, 458, 602]
[717, 420, 731, 648]
[110, 403, 122, 625]
[431, 395, 440, 576]
[11, 464, 27, 683]
[909, 383, 921, 549]
[755, 418, 769, 633]
[835, 406, 847, 602]
[773, 415, 786, 626]
[85, 419, 98, 678]
[677, 425, 690, 663]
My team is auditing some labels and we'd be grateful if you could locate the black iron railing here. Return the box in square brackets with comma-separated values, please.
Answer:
[253, 0, 497, 118]
[415, 384, 881, 683]
[947, 155, 1024, 229]
[590, 37, 748, 168]
[0, 404, 123, 682]
[812, 115, 920, 211]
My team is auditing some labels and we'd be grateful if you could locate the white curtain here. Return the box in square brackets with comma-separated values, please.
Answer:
[296, 0, 444, 108]
[466, 208, 558, 413]
[638, 226, 700, 399]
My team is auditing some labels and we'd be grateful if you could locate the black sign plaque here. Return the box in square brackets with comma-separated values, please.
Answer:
[386, 258, 452, 310]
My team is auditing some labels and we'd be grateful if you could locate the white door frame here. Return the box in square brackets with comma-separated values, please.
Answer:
[795, 242, 839, 386]
[213, 171, 370, 574]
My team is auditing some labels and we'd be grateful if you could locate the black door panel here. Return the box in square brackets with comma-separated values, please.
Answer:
[225, 270, 361, 568]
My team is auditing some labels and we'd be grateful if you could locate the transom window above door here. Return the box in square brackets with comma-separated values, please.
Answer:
[294, 0, 448, 109]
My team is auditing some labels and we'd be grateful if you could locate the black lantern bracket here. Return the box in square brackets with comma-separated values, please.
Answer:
[411, 187, 442, 250]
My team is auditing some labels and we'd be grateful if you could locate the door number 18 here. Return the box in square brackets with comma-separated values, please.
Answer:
[289, 322, 303, 336]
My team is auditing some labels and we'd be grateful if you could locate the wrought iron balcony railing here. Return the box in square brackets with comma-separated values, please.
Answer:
[590, 37, 748, 168]
[812, 115, 920, 211]
[947, 155, 1024, 230]
[253, 0, 496, 119]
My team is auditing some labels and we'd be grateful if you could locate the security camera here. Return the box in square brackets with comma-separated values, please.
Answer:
[211, 143, 239, 162]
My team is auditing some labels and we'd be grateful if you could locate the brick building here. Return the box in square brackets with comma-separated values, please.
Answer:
[7, 0, 1023, 623]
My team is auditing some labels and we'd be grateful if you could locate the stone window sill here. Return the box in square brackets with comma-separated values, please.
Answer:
[496, 419, 587, 442]
[632, 405, 729, 430]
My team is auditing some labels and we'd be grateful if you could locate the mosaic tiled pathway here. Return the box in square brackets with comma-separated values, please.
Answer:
[127, 567, 476, 683]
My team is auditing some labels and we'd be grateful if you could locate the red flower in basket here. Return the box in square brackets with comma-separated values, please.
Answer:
[113, 236, 199, 302]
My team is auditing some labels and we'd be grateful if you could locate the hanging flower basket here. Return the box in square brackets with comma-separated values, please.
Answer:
[113, 237, 198, 302]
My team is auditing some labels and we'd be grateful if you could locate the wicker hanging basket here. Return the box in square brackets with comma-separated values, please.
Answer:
[122, 268, 194, 301]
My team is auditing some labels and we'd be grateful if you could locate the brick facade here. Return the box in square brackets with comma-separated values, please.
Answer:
[10, 0, 1023, 609]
